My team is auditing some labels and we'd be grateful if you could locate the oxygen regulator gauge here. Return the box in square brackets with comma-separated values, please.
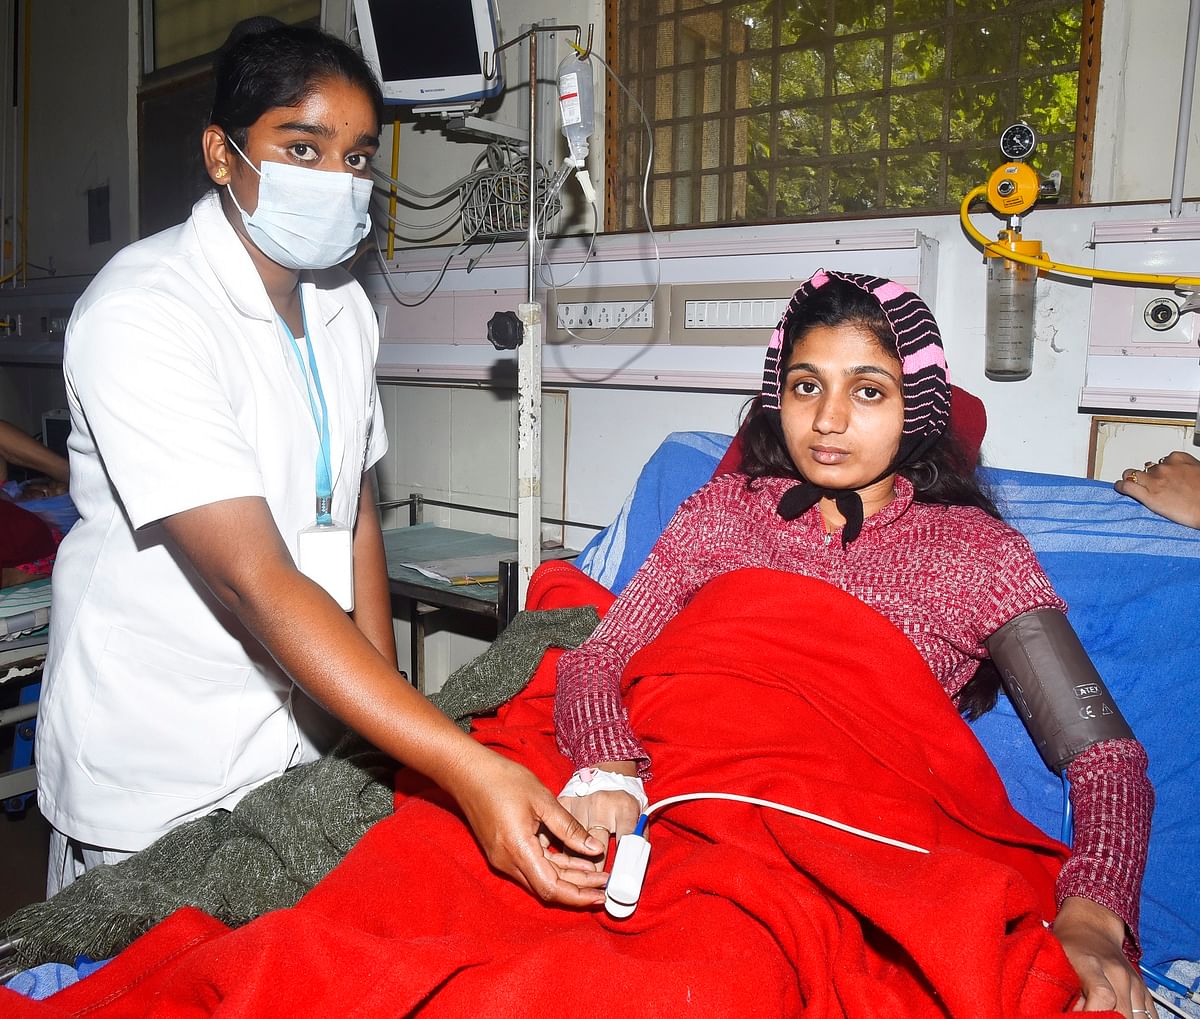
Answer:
[999, 122, 1037, 162]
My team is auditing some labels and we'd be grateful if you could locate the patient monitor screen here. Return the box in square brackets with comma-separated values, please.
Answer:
[366, 0, 482, 82]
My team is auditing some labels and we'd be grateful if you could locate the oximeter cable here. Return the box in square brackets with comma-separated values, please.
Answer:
[636, 793, 930, 853]
[605, 792, 928, 919]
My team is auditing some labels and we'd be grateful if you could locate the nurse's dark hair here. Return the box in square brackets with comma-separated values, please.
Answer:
[737, 275, 1006, 720]
[210, 17, 385, 148]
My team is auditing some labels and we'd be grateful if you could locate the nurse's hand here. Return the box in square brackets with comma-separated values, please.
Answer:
[449, 746, 609, 906]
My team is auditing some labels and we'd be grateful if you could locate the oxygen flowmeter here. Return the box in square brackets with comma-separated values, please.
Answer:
[980, 122, 1059, 381]
[962, 124, 1200, 384]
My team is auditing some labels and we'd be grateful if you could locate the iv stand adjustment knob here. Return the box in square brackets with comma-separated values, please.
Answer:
[487, 310, 524, 350]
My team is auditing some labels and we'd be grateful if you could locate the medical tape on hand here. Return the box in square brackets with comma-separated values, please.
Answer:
[559, 767, 648, 814]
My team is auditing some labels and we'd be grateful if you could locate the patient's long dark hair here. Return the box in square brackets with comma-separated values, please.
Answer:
[738, 278, 1004, 720]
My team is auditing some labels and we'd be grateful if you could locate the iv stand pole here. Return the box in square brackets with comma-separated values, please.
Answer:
[515, 27, 542, 611]
[484, 24, 592, 609]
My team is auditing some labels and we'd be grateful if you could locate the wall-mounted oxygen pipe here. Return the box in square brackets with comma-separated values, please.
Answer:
[19, 0, 29, 284]
[1171, 0, 1200, 218]
[962, 186, 1200, 287]
[387, 119, 400, 260]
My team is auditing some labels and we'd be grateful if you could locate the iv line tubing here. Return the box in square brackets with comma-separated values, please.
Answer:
[960, 186, 1200, 288]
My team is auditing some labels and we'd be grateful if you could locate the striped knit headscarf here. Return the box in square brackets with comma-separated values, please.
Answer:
[762, 269, 951, 545]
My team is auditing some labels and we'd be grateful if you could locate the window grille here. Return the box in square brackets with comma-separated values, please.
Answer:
[606, 0, 1099, 230]
[145, 0, 320, 75]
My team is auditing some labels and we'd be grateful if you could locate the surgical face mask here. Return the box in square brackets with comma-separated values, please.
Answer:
[224, 136, 374, 270]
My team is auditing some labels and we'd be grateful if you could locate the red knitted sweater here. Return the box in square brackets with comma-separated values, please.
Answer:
[555, 472, 1152, 947]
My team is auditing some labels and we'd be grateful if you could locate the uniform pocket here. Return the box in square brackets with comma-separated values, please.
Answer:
[76, 626, 250, 799]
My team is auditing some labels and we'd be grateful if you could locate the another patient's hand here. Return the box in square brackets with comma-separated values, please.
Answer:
[1115, 450, 1200, 529]
[1052, 896, 1155, 1017]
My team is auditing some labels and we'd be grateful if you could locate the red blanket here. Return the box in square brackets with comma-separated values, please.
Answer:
[5, 564, 1097, 1017]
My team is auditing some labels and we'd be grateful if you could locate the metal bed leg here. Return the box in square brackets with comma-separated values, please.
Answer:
[497, 558, 519, 632]
[411, 604, 434, 695]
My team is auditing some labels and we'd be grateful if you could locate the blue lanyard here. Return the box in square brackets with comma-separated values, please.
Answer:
[279, 297, 333, 525]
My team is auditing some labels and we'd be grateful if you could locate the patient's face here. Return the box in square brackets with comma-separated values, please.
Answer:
[780, 323, 905, 494]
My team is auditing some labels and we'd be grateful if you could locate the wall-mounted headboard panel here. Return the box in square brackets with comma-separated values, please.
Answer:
[366, 224, 938, 391]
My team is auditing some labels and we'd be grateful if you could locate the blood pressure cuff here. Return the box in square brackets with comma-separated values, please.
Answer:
[985, 608, 1134, 774]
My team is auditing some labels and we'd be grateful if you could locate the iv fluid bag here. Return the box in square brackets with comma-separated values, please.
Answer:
[558, 54, 594, 166]
[985, 257, 1037, 381]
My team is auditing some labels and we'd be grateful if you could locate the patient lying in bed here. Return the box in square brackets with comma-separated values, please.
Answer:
[552, 271, 1154, 1017]
[0, 421, 73, 588]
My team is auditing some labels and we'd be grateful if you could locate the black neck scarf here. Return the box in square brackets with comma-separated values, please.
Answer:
[776, 481, 867, 547]
[776, 428, 942, 547]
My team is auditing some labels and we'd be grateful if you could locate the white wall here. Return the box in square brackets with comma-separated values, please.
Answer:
[18, 0, 135, 278]
[1091, 0, 1200, 204]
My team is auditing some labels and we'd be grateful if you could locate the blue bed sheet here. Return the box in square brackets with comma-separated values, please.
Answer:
[577, 433, 1200, 970]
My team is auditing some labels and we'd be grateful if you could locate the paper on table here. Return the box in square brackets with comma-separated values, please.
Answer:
[400, 555, 501, 585]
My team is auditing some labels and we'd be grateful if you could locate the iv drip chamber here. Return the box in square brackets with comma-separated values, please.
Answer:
[557, 53, 594, 166]
[985, 231, 1042, 381]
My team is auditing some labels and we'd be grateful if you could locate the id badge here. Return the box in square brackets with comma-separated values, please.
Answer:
[297, 521, 354, 611]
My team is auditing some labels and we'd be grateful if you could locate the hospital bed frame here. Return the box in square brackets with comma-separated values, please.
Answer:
[0, 633, 46, 807]
[378, 493, 598, 691]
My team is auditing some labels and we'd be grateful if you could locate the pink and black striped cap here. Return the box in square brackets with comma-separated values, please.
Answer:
[761, 269, 951, 468]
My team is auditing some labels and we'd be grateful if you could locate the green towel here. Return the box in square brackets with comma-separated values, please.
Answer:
[1, 605, 598, 970]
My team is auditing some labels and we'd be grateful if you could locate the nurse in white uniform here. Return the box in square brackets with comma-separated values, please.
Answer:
[37, 18, 606, 906]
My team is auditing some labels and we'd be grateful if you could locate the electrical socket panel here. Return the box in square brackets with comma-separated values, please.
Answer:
[556, 301, 654, 330]
[546, 285, 666, 343]
[669, 281, 799, 345]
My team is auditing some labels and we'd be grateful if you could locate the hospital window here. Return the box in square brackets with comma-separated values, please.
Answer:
[143, 0, 321, 75]
[605, 0, 1100, 230]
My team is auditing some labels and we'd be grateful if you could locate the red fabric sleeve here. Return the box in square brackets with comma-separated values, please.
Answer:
[1059, 738, 1154, 957]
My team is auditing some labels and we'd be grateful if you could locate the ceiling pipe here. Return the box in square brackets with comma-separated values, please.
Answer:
[1170, 0, 1200, 217]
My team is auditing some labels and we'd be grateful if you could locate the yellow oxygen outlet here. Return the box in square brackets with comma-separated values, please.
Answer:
[986, 162, 1040, 216]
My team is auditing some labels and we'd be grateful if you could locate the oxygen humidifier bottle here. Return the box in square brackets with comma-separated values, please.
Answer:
[557, 52, 594, 167]
[985, 231, 1041, 381]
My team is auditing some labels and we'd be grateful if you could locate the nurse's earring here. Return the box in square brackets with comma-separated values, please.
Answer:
[214, 166, 229, 181]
